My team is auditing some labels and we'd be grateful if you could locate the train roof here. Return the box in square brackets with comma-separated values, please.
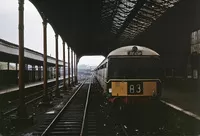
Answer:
[107, 45, 159, 57]
[95, 45, 159, 71]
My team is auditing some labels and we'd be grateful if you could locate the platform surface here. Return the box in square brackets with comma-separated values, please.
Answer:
[161, 80, 200, 119]
[0, 77, 64, 95]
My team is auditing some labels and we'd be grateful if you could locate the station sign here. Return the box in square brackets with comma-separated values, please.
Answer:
[127, 50, 142, 55]
[127, 46, 142, 55]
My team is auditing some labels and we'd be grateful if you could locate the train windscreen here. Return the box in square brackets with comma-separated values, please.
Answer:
[108, 57, 162, 79]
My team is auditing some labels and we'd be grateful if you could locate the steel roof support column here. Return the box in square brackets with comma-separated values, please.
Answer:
[76, 54, 78, 84]
[68, 46, 71, 88]
[74, 53, 78, 84]
[17, 0, 28, 118]
[74, 54, 75, 81]
[73, 53, 75, 84]
[63, 40, 67, 91]
[71, 49, 74, 85]
[42, 20, 50, 103]
[55, 33, 60, 97]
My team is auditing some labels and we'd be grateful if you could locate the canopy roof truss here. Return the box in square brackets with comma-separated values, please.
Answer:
[30, 0, 182, 57]
[101, 0, 180, 45]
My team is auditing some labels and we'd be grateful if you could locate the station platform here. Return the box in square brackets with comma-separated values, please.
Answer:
[161, 79, 200, 120]
[0, 77, 64, 95]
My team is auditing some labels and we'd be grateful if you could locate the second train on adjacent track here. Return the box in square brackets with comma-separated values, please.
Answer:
[94, 45, 163, 105]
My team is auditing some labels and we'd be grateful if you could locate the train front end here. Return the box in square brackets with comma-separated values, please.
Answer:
[106, 46, 163, 104]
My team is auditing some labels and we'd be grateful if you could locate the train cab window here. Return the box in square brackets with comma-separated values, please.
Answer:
[108, 57, 162, 79]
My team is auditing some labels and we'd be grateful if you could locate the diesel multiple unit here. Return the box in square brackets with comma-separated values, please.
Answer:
[94, 45, 163, 104]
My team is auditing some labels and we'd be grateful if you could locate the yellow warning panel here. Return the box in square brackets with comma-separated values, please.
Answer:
[143, 82, 157, 96]
[111, 82, 127, 96]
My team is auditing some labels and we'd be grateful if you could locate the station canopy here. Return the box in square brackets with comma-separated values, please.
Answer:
[30, 0, 181, 57]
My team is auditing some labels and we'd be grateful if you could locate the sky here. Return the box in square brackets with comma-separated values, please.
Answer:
[0, 0, 104, 66]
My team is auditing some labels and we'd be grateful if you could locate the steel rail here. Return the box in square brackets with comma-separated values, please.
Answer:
[2, 77, 75, 116]
[120, 124, 129, 136]
[41, 78, 88, 136]
[80, 76, 93, 136]
[3, 86, 62, 116]
[4, 79, 64, 105]
[3, 84, 60, 116]
[7, 83, 57, 105]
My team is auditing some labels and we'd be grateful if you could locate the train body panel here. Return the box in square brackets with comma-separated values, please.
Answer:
[94, 45, 163, 104]
[95, 59, 108, 94]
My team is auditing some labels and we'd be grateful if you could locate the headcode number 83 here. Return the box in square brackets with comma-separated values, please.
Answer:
[128, 82, 143, 94]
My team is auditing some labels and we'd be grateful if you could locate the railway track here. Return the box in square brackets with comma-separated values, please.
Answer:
[33, 78, 90, 136]
[28, 76, 129, 136]
[2, 79, 66, 116]
[85, 78, 129, 136]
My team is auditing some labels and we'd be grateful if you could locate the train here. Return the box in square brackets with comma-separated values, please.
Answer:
[94, 45, 163, 106]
